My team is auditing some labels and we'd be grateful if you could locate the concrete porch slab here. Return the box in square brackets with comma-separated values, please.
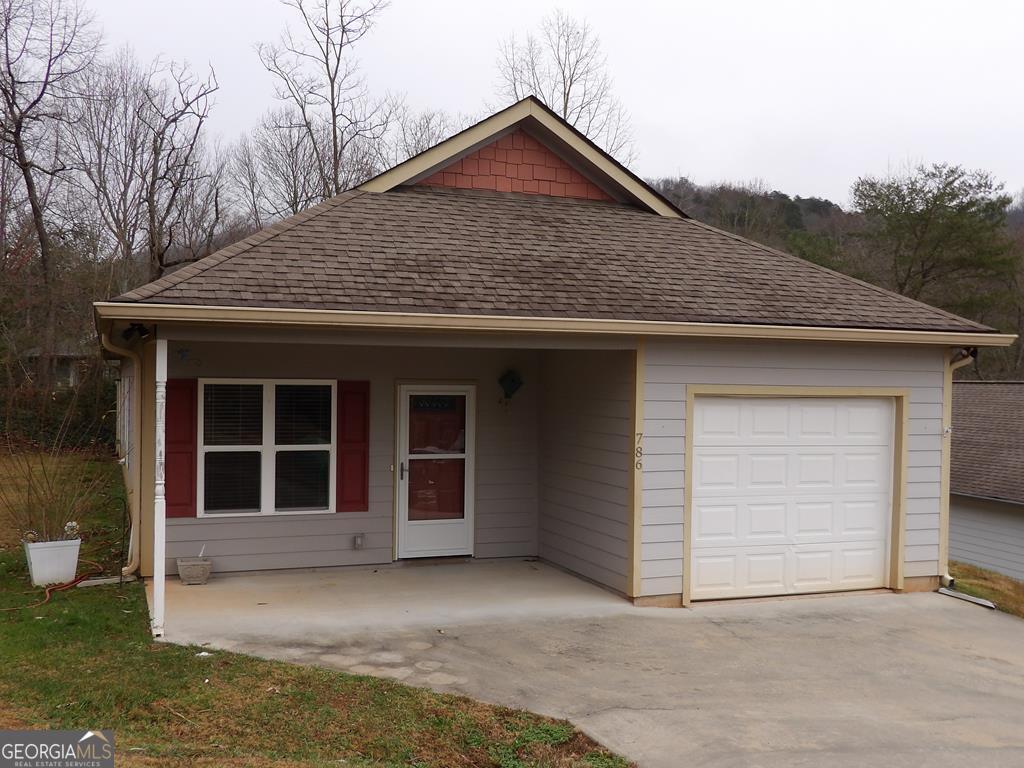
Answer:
[156, 558, 634, 646]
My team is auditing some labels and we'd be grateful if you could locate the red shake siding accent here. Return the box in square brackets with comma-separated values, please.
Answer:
[416, 128, 614, 202]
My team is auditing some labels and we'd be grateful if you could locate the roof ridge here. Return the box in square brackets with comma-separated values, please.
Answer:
[677, 216, 995, 334]
[117, 190, 366, 302]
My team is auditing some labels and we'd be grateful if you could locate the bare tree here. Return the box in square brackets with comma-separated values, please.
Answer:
[229, 108, 324, 227]
[0, 145, 27, 269]
[497, 10, 634, 162]
[68, 48, 149, 292]
[138, 62, 218, 280]
[229, 132, 264, 229]
[70, 49, 222, 283]
[257, 0, 394, 200]
[376, 103, 466, 167]
[167, 137, 230, 266]
[0, 0, 98, 375]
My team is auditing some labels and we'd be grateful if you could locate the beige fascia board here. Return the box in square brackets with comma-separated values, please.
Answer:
[92, 302, 1017, 347]
[357, 99, 682, 219]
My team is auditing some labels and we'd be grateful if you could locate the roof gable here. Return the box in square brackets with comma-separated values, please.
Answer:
[416, 127, 614, 202]
[359, 96, 686, 218]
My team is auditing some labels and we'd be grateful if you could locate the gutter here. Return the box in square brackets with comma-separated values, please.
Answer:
[92, 302, 1018, 348]
[940, 347, 977, 588]
[99, 330, 143, 577]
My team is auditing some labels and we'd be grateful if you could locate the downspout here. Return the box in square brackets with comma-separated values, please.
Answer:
[100, 329, 143, 577]
[939, 346, 976, 588]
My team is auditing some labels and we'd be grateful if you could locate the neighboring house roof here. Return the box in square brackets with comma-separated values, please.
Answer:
[952, 382, 1024, 505]
[23, 342, 93, 358]
[98, 97, 1011, 343]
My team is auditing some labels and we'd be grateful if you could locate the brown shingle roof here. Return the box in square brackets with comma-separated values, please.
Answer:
[952, 382, 1024, 505]
[117, 186, 992, 333]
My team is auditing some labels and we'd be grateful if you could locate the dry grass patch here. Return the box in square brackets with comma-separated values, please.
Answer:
[0, 452, 126, 573]
[0, 453, 78, 548]
[950, 561, 1024, 619]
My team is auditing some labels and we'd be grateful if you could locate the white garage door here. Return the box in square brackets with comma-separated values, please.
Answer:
[690, 396, 894, 600]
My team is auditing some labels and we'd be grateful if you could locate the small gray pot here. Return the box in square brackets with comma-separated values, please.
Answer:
[176, 557, 212, 585]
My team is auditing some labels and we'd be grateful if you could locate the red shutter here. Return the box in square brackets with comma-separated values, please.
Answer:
[337, 381, 370, 512]
[165, 379, 198, 518]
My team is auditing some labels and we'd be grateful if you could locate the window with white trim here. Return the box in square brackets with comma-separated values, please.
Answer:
[198, 379, 336, 516]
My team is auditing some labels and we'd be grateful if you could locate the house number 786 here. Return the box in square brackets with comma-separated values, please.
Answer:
[635, 432, 643, 470]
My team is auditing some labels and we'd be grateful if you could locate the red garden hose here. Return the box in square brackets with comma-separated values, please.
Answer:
[1, 559, 106, 612]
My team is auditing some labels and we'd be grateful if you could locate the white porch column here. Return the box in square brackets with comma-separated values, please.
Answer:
[151, 338, 168, 637]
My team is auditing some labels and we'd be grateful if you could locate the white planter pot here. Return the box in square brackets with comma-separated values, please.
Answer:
[24, 539, 81, 586]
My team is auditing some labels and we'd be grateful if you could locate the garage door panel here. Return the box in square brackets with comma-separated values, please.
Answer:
[792, 548, 836, 589]
[694, 448, 889, 497]
[691, 547, 788, 599]
[840, 545, 887, 585]
[750, 403, 788, 437]
[694, 454, 739, 490]
[696, 400, 891, 446]
[797, 404, 838, 438]
[794, 501, 834, 537]
[746, 551, 788, 590]
[749, 454, 788, 488]
[691, 552, 739, 595]
[749, 503, 787, 539]
[695, 496, 888, 546]
[694, 503, 738, 543]
[695, 403, 741, 438]
[841, 499, 887, 536]
[843, 451, 890, 488]
[846, 404, 889, 438]
[691, 397, 894, 600]
[797, 454, 836, 488]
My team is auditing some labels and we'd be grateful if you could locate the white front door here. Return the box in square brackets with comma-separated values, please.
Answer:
[690, 396, 894, 600]
[397, 384, 475, 558]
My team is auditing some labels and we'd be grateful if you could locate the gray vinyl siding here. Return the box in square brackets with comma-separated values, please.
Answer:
[950, 494, 1024, 581]
[537, 350, 633, 593]
[165, 342, 540, 574]
[639, 339, 947, 597]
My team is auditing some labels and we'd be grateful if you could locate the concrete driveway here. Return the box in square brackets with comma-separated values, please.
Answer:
[163, 564, 1024, 767]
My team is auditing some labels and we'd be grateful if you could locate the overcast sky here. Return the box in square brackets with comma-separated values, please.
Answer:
[91, 0, 1022, 205]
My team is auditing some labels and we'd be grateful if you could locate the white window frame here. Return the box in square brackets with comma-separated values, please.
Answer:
[197, 378, 337, 518]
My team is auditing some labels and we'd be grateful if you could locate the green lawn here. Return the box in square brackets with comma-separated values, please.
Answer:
[0, 456, 630, 768]
[950, 560, 1024, 620]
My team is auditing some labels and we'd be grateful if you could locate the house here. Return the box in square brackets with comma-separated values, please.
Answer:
[94, 97, 1015, 637]
[950, 382, 1024, 581]
[22, 342, 94, 388]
